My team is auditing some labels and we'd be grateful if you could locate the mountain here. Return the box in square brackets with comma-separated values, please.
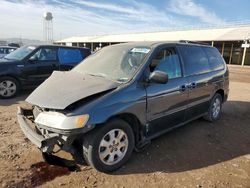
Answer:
[0, 38, 46, 46]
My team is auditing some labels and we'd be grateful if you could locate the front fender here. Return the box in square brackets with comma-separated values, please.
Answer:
[72, 83, 147, 126]
[87, 97, 147, 126]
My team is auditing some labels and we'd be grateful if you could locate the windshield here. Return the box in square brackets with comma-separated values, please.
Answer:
[73, 45, 151, 82]
[4, 46, 36, 60]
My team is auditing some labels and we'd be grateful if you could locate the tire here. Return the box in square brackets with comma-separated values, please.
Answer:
[82, 119, 135, 173]
[0, 76, 20, 99]
[203, 93, 223, 122]
[42, 152, 56, 165]
[42, 152, 80, 171]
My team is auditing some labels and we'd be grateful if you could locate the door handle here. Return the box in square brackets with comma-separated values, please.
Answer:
[180, 85, 187, 92]
[189, 82, 197, 89]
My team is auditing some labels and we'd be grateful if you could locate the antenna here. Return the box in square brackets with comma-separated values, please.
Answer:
[43, 12, 53, 43]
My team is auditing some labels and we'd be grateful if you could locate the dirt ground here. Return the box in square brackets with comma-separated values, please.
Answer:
[1, 65, 250, 188]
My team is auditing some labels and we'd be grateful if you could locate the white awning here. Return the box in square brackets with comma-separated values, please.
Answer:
[56, 25, 250, 43]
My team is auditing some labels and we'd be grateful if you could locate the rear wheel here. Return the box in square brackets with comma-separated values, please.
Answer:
[82, 119, 135, 172]
[0, 77, 20, 98]
[204, 93, 222, 122]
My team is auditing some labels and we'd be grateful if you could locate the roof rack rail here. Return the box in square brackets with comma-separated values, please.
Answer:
[179, 40, 211, 46]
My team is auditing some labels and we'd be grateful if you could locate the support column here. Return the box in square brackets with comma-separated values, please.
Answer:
[91, 43, 94, 52]
[211, 41, 214, 47]
[221, 42, 225, 56]
[242, 47, 247, 66]
[229, 43, 234, 64]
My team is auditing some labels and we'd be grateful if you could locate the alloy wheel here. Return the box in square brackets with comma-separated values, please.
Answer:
[0, 80, 17, 97]
[98, 129, 129, 166]
[212, 98, 221, 118]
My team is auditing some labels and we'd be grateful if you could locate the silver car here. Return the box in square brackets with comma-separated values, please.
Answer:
[0, 46, 17, 59]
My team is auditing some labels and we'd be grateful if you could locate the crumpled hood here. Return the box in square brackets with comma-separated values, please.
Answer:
[26, 71, 119, 110]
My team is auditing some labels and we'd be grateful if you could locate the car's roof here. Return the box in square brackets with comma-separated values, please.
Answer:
[112, 41, 173, 48]
[112, 41, 212, 48]
[0, 46, 17, 49]
[24, 44, 90, 50]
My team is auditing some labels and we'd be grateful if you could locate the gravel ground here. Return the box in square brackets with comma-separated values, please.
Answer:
[0, 65, 250, 188]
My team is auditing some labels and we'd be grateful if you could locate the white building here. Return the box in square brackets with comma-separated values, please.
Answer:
[56, 25, 250, 66]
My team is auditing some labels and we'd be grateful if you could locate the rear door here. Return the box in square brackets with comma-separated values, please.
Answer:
[146, 45, 189, 137]
[177, 44, 213, 120]
[58, 47, 84, 70]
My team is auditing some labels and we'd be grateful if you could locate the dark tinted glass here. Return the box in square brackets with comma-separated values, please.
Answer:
[203, 47, 224, 71]
[58, 48, 82, 64]
[179, 45, 210, 76]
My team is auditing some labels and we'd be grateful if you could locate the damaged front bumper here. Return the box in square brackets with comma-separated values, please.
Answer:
[17, 107, 93, 154]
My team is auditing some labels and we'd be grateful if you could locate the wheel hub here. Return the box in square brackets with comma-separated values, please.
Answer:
[0, 80, 17, 97]
[212, 98, 221, 118]
[98, 129, 128, 165]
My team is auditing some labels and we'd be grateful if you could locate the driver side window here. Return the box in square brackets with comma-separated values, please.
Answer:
[30, 48, 57, 61]
[150, 48, 182, 79]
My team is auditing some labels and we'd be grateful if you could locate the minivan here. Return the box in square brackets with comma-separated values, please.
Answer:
[18, 41, 229, 172]
[0, 45, 91, 98]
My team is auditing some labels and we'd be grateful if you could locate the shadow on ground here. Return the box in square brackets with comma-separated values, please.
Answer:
[114, 101, 250, 175]
[0, 89, 33, 106]
[6, 101, 250, 186]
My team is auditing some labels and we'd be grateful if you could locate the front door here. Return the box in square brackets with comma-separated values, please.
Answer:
[146, 46, 189, 138]
[28, 47, 59, 85]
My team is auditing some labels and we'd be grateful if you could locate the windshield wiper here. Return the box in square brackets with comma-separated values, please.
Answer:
[116, 78, 129, 82]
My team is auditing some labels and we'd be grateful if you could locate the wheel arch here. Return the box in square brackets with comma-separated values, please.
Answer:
[106, 113, 143, 146]
[215, 89, 224, 102]
[0, 74, 22, 87]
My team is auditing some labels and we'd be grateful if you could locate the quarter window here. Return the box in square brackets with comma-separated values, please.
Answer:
[179, 46, 210, 76]
[203, 47, 225, 71]
[58, 48, 82, 65]
[150, 48, 182, 79]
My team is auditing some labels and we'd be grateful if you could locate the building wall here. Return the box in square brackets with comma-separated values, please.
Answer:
[56, 40, 250, 66]
[212, 41, 250, 66]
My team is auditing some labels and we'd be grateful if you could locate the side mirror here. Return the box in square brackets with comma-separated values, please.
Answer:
[149, 71, 168, 84]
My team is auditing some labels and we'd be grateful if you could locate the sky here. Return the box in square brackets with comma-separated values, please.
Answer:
[0, 0, 249, 41]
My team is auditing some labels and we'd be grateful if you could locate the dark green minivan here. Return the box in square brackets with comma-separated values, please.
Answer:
[18, 41, 229, 172]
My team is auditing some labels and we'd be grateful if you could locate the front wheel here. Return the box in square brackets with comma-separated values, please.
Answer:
[82, 119, 135, 172]
[204, 93, 223, 122]
[0, 76, 20, 99]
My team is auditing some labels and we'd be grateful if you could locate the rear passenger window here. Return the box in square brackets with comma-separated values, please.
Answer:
[58, 48, 83, 65]
[203, 47, 224, 71]
[179, 46, 210, 76]
[150, 48, 182, 79]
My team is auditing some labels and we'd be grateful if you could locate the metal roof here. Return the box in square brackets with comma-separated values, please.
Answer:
[56, 25, 250, 43]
